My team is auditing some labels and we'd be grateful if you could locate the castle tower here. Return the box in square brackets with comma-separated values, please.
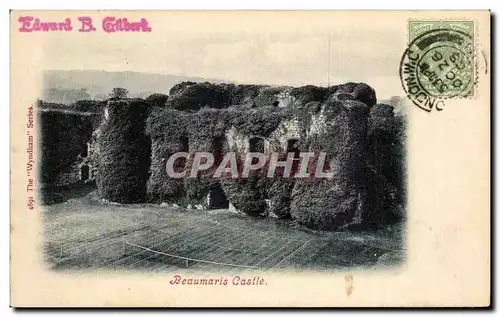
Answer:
[96, 99, 151, 203]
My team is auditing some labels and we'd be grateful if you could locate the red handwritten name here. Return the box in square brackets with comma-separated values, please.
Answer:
[18, 16, 152, 33]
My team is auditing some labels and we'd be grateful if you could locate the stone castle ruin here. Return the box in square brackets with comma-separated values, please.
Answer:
[39, 81, 406, 231]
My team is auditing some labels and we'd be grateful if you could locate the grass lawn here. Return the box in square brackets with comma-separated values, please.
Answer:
[42, 187, 406, 274]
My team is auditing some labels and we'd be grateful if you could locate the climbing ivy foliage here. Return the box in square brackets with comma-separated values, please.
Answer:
[39, 109, 95, 184]
[39, 82, 406, 231]
[97, 99, 151, 203]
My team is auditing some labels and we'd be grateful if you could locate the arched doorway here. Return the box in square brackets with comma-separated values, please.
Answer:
[209, 182, 229, 209]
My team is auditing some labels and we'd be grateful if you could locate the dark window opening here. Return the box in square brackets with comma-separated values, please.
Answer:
[212, 137, 225, 166]
[286, 139, 301, 174]
[272, 101, 280, 107]
[81, 143, 89, 158]
[286, 139, 301, 158]
[180, 136, 189, 152]
[173, 136, 189, 174]
[209, 183, 229, 209]
[80, 165, 90, 181]
[249, 137, 265, 153]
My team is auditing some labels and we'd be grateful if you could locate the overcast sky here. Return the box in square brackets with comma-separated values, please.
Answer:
[35, 11, 410, 98]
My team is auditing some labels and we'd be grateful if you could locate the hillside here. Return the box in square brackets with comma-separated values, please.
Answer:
[42, 70, 230, 103]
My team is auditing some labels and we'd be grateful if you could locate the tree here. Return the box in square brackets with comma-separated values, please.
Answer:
[109, 87, 129, 99]
[146, 93, 169, 107]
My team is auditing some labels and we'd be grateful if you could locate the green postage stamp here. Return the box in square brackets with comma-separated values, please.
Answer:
[400, 20, 475, 112]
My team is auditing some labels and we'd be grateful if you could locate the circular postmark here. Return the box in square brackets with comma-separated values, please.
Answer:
[399, 28, 474, 112]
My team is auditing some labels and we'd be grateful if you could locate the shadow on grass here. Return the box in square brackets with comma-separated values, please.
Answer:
[39, 182, 97, 205]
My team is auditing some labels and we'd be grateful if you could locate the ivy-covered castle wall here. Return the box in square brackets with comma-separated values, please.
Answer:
[38, 101, 104, 187]
[38, 81, 406, 231]
[96, 99, 151, 203]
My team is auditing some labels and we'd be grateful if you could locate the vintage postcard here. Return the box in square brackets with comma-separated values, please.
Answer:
[10, 11, 491, 307]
